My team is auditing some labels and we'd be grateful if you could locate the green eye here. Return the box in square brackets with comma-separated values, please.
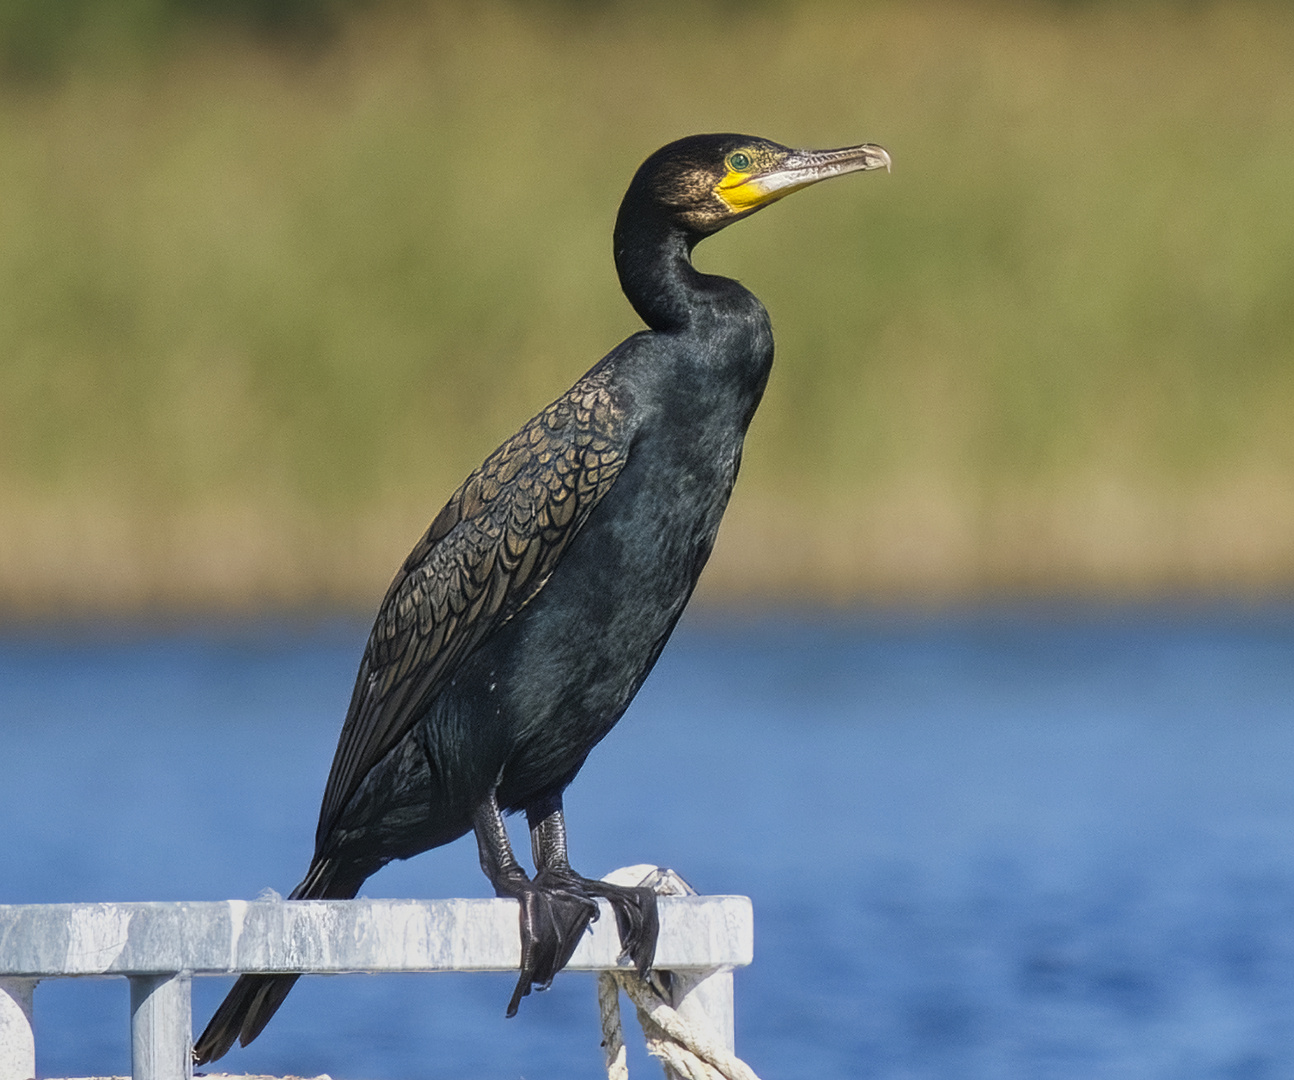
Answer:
[728, 152, 752, 171]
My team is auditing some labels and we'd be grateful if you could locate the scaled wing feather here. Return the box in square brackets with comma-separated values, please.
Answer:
[315, 375, 628, 847]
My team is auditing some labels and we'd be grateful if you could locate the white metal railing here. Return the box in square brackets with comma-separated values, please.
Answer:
[0, 892, 753, 1080]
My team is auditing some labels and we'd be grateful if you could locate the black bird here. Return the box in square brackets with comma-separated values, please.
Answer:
[193, 132, 890, 1063]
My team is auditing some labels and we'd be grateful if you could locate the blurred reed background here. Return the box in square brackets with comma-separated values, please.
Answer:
[1, 0, 1292, 617]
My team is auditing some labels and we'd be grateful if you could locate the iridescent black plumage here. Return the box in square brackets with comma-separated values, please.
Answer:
[194, 132, 888, 1064]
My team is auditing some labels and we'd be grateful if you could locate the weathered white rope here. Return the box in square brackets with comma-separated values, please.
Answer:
[597, 867, 763, 1080]
[598, 969, 763, 1080]
[598, 966, 630, 1080]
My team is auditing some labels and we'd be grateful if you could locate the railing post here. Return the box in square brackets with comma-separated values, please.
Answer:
[129, 973, 192, 1080]
[667, 967, 735, 1053]
[0, 978, 36, 1080]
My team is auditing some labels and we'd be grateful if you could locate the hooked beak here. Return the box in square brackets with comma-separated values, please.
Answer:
[717, 143, 892, 213]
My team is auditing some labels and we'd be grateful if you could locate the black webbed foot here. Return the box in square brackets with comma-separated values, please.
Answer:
[479, 794, 661, 1014]
[522, 799, 660, 989]
[473, 792, 604, 1015]
[536, 867, 659, 980]
[494, 871, 601, 1016]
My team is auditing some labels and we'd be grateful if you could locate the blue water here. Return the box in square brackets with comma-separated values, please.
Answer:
[4, 606, 1294, 1079]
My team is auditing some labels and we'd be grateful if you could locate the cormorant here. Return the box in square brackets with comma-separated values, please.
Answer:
[194, 132, 890, 1063]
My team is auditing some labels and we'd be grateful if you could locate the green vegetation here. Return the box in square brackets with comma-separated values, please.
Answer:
[2, 0, 1293, 614]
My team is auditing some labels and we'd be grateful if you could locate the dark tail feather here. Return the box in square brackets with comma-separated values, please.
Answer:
[192, 858, 364, 1065]
[192, 971, 302, 1064]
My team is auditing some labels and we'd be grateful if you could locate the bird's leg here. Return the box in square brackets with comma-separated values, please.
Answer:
[527, 793, 659, 980]
[472, 789, 598, 1016]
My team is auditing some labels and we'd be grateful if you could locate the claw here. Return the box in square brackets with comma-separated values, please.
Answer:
[506, 973, 530, 1017]
[612, 885, 658, 978]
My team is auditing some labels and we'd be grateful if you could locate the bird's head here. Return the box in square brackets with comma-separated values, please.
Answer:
[624, 133, 891, 240]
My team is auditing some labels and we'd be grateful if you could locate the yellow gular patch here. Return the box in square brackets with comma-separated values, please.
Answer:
[715, 167, 772, 212]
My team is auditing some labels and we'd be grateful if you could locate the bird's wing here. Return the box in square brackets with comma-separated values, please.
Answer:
[315, 374, 629, 846]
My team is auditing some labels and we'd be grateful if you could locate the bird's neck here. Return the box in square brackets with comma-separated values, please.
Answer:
[613, 209, 721, 334]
